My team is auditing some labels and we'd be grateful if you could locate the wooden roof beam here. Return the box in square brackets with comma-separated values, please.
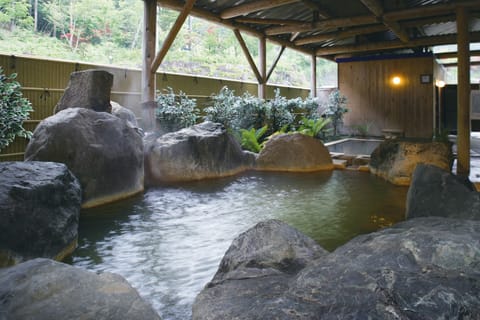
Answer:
[360, 0, 409, 42]
[220, 0, 300, 20]
[233, 17, 305, 26]
[383, 0, 480, 21]
[436, 50, 480, 59]
[400, 14, 455, 28]
[295, 24, 387, 45]
[300, 0, 330, 19]
[151, 0, 196, 73]
[234, 29, 262, 83]
[157, 0, 314, 56]
[316, 31, 480, 56]
[265, 15, 378, 35]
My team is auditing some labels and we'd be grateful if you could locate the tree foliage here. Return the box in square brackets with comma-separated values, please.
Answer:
[0, 1, 338, 87]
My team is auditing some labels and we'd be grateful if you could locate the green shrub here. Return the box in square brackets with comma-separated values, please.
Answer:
[203, 86, 239, 129]
[0, 67, 33, 151]
[324, 89, 348, 136]
[155, 87, 199, 133]
[265, 89, 295, 134]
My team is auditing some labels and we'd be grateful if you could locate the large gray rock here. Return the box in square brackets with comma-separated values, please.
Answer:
[256, 133, 334, 172]
[0, 161, 81, 267]
[54, 69, 113, 113]
[111, 101, 138, 127]
[144, 121, 255, 185]
[370, 140, 453, 185]
[25, 108, 144, 208]
[406, 164, 480, 220]
[194, 218, 480, 319]
[0, 258, 161, 320]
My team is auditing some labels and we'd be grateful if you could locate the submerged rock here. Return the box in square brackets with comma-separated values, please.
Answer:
[144, 121, 255, 184]
[193, 218, 480, 319]
[0, 161, 81, 267]
[0, 258, 161, 320]
[370, 140, 453, 185]
[54, 69, 113, 113]
[256, 133, 334, 172]
[406, 163, 480, 220]
[25, 108, 144, 208]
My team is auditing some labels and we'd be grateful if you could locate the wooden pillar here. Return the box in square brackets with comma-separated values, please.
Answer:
[456, 6, 471, 176]
[258, 36, 267, 99]
[141, 0, 157, 131]
[311, 54, 317, 98]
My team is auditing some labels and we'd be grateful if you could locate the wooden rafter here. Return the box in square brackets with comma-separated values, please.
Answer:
[295, 24, 387, 45]
[157, 0, 314, 56]
[266, 45, 286, 82]
[300, 0, 330, 18]
[220, 0, 300, 20]
[400, 14, 455, 28]
[234, 29, 263, 83]
[265, 15, 378, 35]
[151, 0, 196, 73]
[383, 0, 480, 21]
[359, 0, 409, 42]
[316, 31, 480, 56]
[233, 17, 304, 26]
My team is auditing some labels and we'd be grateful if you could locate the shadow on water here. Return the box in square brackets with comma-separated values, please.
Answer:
[66, 170, 408, 320]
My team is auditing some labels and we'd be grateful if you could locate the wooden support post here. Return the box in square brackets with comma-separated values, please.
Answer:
[234, 29, 262, 83]
[150, 0, 196, 73]
[311, 54, 317, 98]
[259, 36, 267, 99]
[456, 6, 471, 176]
[266, 45, 286, 83]
[141, 0, 157, 131]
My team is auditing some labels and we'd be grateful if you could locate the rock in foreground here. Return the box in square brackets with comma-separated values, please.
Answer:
[406, 163, 480, 220]
[144, 121, 255, 185]
[0, 161, 81, 267]
[256, 133, 333, 172]
[193, 218, 480, 319]
[369, 140, 453, 185]
[54, 69, 113, 113]
[25, 108, 144, 208]
[0, 258, 161, 320]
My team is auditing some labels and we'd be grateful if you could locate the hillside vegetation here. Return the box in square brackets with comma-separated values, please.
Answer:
[0, 0, 337, 87]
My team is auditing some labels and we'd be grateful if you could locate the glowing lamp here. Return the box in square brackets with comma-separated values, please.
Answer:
[392, 76, 401, 85]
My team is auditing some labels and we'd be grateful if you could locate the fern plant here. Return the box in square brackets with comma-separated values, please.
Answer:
[240, 125, 268, 153]
[0, 67, 33, 151]
[298, 117, 332, 139]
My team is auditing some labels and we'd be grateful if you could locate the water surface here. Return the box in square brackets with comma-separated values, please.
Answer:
[67, 170, 408, 320]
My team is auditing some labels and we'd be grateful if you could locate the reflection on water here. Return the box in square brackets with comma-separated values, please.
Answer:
[66, 170, 408, 320]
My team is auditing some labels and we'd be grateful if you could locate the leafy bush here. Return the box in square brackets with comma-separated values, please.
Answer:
[324, 89, 348, 136]
[203, 86, 239, 129]
[265, 89, 296, 134]
[155, 87, 199, 133]
[0, 67, 33, 151]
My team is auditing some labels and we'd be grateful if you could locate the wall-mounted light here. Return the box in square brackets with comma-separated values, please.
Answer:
[391, 76, 402, 86]
[435, 80, 446, 88]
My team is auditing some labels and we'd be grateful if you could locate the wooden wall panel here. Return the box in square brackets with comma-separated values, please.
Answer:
[339, 56, 435, 138]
